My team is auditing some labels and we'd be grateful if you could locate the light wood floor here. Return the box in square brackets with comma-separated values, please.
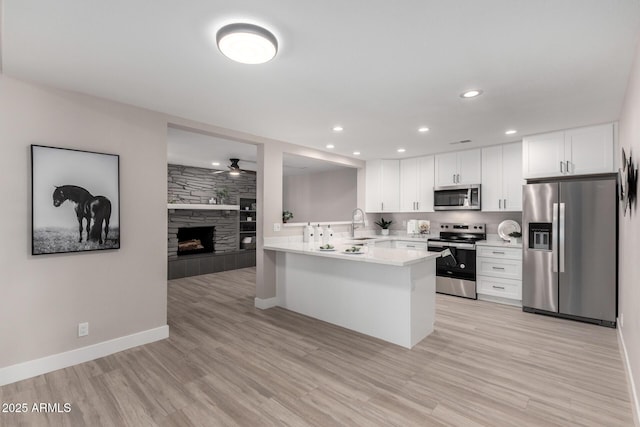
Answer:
[1, 267, 634, 426]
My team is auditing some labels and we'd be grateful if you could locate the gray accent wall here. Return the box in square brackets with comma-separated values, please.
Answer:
[283, 167, 357, 223]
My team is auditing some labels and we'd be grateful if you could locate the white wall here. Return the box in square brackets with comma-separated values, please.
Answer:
[283, 168, 357, 223]
[0, 75, 168, 376]
[618, 35, 640, 426]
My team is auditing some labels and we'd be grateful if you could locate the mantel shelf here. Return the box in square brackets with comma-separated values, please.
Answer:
[168, 203, 240, 211]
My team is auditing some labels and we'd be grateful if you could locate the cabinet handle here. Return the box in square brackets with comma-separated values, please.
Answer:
[453, 173, 456, 183]
[492, 285, 505, 289]
[406, 245, 416, 248]
[381, 202, 384, 211]
[492, 266, 505, 270]
[457, 174, 460, 183]
[504, 199, 507, 209]
[565, 161, 571, 174]
[492, 251, 505, 254]
[560, 161, 564, 174]
[499, 199, 502, 209]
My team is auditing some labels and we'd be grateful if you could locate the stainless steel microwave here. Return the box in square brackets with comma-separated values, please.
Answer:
[433, 184, 481, 211]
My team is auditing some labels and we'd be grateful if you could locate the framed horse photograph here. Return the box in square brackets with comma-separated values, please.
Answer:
[31, 145, 120, 255]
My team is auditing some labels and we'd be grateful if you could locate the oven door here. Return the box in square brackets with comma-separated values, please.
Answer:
[428, 242, 477, 299]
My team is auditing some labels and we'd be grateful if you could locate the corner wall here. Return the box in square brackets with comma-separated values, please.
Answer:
[618, 34, 640, 426]
[0, 75, 168, 382]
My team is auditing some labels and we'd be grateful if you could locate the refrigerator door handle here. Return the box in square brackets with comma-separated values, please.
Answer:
[552, 203, 559, 272]
[559, 202, 566, 273]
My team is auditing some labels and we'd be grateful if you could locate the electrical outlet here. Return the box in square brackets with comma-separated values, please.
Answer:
[273, 223, 281, 232]
[78, 322, 89, 337]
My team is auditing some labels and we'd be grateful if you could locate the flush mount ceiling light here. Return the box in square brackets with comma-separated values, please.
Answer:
[353, 151, 361, 156]
[211, 162, 220, 166]
[216, 23, 278, 64]
[505, 129, 518, 135]
[418, 127, 430, 133]
[460, 89, 483, 98]
[326, 144, 335, 149]
[332, 126, 344, 132]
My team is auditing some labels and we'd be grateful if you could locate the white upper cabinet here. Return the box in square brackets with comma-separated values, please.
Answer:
[400, 156, 434, 212]
[482, 142, 523, 212]
[365, 159, 400, 213]
[522, 123, 614, 179]
[434, 148, 481, 187]
[564, 124, 615, 176]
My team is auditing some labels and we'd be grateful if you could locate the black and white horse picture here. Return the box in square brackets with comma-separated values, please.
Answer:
[31, 145, 120, 255]
[52, 185, 112, 244]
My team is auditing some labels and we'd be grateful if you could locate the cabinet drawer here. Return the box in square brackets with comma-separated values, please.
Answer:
[394, 241, 428, 250]
[477, 257, 522, 280]
[477, 276, 522, 300]
[476, 246, 522, 260]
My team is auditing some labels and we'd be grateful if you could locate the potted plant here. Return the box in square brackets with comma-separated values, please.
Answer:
[216, 187, 230, 205]
[375, 217, 393, 236]
[282, 210, 294, 223]
[509, 231, 522, 244]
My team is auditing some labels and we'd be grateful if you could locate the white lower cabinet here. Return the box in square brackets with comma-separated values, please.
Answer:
[476, 244, 522, 306]
[477, 276, 522, 301]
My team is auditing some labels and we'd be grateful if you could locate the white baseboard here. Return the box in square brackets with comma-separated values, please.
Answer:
[254, 296, 279, 309]
[0, 325, 169, 387]
[618, 321, 640, 427]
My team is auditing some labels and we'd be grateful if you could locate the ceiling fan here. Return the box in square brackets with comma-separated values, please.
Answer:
[213, 158, 256, 175]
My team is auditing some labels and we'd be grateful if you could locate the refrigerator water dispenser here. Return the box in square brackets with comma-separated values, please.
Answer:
[528, 223, 552, 250]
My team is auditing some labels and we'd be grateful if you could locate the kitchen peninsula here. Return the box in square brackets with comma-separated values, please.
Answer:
[263, 241, 439, 348]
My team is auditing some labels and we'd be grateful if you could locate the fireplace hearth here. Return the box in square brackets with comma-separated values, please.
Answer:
[177, 226, 215, 256]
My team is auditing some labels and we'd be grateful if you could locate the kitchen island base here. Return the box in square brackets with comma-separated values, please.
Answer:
[274, 251, 435, 348]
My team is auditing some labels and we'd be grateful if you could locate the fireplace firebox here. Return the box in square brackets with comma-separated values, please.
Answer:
[177, 226, 215, 256]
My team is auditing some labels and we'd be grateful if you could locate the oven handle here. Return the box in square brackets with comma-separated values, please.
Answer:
[428, 241, 475, 249]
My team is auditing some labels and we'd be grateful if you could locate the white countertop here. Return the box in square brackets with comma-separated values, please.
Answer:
[263, 240, 440, 267]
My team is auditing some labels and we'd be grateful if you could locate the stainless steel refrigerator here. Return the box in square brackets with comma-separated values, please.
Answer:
[522, 177, 617, 327]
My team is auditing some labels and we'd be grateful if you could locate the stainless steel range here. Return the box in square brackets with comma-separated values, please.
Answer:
[427, 223, 486, 299]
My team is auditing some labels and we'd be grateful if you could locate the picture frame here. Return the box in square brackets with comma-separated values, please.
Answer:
[31, 145, 120, 255]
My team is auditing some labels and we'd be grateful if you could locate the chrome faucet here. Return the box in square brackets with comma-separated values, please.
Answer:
[351, 208, 365, 238]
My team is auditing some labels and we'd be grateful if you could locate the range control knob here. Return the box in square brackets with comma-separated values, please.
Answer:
[460, 263, 466, 269]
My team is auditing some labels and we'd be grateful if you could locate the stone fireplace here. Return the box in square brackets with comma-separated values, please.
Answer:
[167, 163, 257, 278]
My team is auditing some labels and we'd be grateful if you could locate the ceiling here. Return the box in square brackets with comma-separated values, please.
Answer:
[168, 127, 353, 175]
[3, 1, 640, 160]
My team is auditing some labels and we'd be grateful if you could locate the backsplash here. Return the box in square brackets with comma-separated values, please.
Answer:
[368, 211, 522, 237]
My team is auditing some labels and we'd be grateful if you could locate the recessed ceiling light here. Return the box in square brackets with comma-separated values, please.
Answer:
[326, 144, 335, 149]
[216, 23, 278, 64]
[332, 126, 343, 132]
[211, 162, 220, 166]
[505, 129, 518, 135]
[353, 151, 361, 156]
[397, 148, 406, 153]
[418, 127, 430, 133]
[461, 89, 483, 98]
